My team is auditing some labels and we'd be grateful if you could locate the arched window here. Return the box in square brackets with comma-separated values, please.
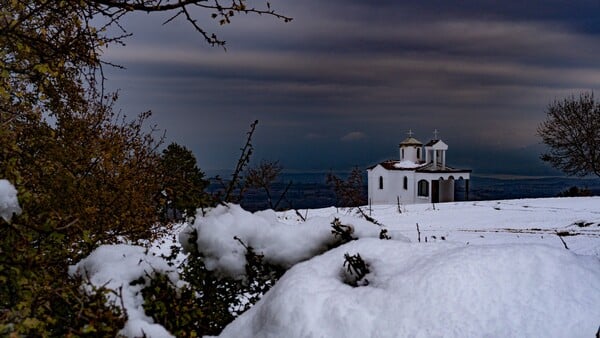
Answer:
[379, 176, 384, 190]
[418, 179, 429, 197]
[417, 148, 421, 159]
[403, 176, 408, 190]
[401, 149, 404, 159]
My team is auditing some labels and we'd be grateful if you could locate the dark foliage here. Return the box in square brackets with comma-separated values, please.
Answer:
[379, 228, 391, 240]
[1, 0, 289, 335]
[142, 256, 240, 337]
[343, 253, 370, 287]
[558, 186, 593, 197]
[331, 217, 357, 243]
[557, 186, 593, 197]
[0, 274, 126, 336]
[0, 102, 164, 334]
[142, 232, 285, 336]
[160, 143, 210, 222]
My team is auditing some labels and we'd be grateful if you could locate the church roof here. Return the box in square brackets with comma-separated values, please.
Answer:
[424, 139, 439, 147]
[424, 139, 448, 150]
[415, 162, 472, 174]
[367, 160, 471, 173]
[399, 137, 422, 146]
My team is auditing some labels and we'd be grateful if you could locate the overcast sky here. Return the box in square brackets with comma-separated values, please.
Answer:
[103, 0, 600, 175]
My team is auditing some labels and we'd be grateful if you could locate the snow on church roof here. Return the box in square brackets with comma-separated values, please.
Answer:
[394, 160, 423, 169]
[368, 160, 470, 173]
[367, 160, 425, 171]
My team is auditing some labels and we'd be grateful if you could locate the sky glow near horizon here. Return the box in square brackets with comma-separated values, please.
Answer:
[103, 0, 600, 175]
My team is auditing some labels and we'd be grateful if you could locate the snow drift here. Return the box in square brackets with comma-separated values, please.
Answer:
[216, 239, 600, 338]
[70, 199, 600, 337]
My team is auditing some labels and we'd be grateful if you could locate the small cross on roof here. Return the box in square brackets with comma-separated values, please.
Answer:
[407, 129, 414, 137]
[433, 129, 439, 140]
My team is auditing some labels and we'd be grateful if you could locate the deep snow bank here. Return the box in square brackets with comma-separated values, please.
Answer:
[217, 239, 600, 338]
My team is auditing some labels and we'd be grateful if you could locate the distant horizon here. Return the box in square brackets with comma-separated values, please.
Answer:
[204, 168, 598, 181]
[202, 141, 567, 177]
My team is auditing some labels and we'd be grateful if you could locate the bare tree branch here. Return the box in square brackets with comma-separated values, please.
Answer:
[90, 0, 292, 46]
[538, 92, 600, 178]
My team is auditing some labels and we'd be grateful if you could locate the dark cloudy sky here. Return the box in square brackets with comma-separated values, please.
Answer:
[103, 0, 600, 175]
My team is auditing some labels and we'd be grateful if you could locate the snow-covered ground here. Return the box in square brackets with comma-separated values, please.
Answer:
[218, 240, 600, 338]
[280, 197, 600, 257]
[71, 197, 600, 337]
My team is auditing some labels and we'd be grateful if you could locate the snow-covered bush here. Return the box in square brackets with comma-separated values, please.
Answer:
[136, 204, 406, 337]
[0, 179, 21, 222]
[0, 179, 127, 336]
[0, 109, 170, 335]
[70, 244, 181, 337]
[179, 204, 405, 279]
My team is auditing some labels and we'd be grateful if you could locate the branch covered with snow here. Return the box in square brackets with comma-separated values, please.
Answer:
[69, 244, 182, 338]
[179, 204, 409, 279]
[0, 179, 21, 222]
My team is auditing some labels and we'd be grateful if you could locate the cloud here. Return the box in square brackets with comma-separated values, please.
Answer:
[341, 131, 367, 142]
[305, 133, 323, 140]
[102, 0, 600, 173]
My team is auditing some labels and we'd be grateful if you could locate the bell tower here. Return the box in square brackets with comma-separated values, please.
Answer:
[399, 130, 423, 163]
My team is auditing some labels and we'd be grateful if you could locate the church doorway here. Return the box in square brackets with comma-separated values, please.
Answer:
[431, 180, 439, 203]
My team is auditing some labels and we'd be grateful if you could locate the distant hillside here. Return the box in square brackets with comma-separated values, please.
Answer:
[207, 171, 600, 211]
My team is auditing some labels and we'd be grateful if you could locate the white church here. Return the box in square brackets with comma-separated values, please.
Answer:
[367, 131, 471, 205]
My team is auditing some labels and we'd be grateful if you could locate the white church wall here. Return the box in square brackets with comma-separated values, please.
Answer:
[401, 172, 417, 204]
[400, 146, 420, 163]
[368, 167, 418, 205]
[368, 166, 391, 205]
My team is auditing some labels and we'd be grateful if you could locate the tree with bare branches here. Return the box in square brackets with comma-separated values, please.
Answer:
[326, 167, 367, 208]
[245, 160, 292, 210]
[538, 92, 600, 178]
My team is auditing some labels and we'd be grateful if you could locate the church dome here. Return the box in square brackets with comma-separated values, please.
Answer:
[399, 137, 422, 147]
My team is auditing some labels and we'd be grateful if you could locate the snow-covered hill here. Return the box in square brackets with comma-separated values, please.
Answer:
[217, 240, 600, 338]
[73, 197, 600, 337]
[279, 197, 600, 256]
[214, 197, 600, 337]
